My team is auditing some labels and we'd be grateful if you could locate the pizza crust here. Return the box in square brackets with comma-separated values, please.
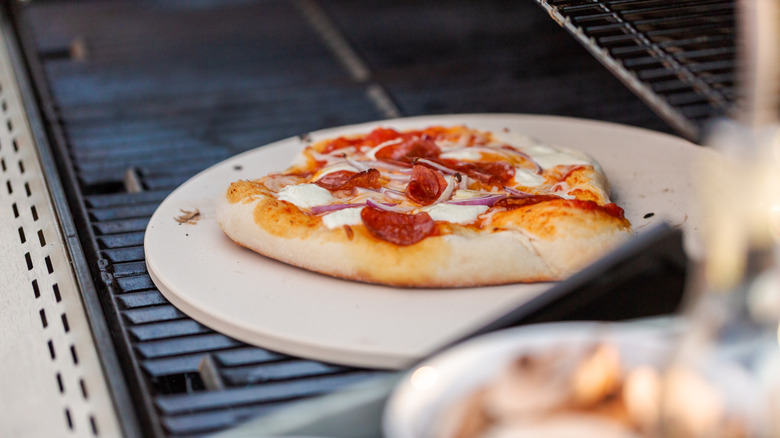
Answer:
[216, 194, 631, 288]
[488, 200, 632, 277]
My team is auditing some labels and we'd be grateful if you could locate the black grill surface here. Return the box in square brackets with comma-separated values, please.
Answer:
[14, 0, 681, 436]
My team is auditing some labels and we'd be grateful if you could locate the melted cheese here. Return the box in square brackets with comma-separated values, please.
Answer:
[277, 184, 333, 209]
[552, 182, 577, 200]
[424, 203, 489, 224]
[322, 207, 364, 229]
[513, 168, 545, 187]
[523, 144, 593, 168]
[439, 148, 482, 161]
[451, 189, 485, 200]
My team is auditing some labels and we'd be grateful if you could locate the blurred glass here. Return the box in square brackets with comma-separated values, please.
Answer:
[657, 120, 780, 437]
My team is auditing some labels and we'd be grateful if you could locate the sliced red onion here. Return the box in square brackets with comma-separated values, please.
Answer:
[308, 150, 343, 165]
[414, 158, 459, 175]
[344, 157, 370, 172]
[369, 160, 412, 172]
[380, 187, 407, 200]
[313, 161, 361, 181]
[365, 138, 403, 160]
[334, 146, 357, 155]
[440, 146, 506, 157]
[503, 186, 534, 197]
[382, 172, 412, 182]
[458, 174, 472, 190]
[446, 194, 506, 206]
[432, 175, 458, 205]
[310, 202, 365, 214]
[365, 198, 414, 213]
[341, 158, 411, 182]
[501, 147, 543, 174]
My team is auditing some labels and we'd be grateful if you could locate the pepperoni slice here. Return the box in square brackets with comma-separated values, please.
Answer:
[405, 164, 447, 205]
[441, 159, 515, 187]
[493, 194, 563, 210]
[375, 136, 441, 163]
[315, 169, 381, 191]
[344, 168, 381, 190]
[360, 206, 435, 246]
[321, 136, 364, 154]
[365, 127, 402, 146]
[315, 170, 355, 190]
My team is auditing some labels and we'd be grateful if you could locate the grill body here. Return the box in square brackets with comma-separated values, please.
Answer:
[2, 0, 742, 436]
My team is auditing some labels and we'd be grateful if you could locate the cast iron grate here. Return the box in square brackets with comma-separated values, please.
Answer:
[13, 0, 685, 436]
[536, 0, 737, 141]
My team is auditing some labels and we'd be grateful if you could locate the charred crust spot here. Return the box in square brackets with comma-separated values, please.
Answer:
[226, 180, 268, 203]
[515, 354, 534, 370]
[343, 225, 354, 240]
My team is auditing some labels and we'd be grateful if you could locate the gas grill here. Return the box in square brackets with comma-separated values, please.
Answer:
[0, 0, 743, 437]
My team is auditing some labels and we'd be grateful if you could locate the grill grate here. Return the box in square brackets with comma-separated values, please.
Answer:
[537, 0, 737, 141]
[12, 0, 687, 436]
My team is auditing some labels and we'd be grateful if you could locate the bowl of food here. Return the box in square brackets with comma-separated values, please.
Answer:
[382, 321, 678, 438]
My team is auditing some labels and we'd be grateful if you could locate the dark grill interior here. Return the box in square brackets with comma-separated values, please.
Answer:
[8, 0, 738, 436]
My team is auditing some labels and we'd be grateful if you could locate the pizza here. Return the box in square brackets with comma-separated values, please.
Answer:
[216, 125, 632, 287]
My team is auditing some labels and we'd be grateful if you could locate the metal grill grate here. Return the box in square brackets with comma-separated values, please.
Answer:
[537, 0, 736, 141]
[10, 0, 687, 436]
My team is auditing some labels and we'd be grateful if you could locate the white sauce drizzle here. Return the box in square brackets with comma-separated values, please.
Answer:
[521, 144, 593, 168]
[513, 168, 546, 187]
[439, 148, 483, 161]
[322, 207, 364, 229]
[277, 184, 333, 209]
[423, 203, 488, 224]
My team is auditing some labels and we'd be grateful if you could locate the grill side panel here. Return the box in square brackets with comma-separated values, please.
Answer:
[0, 10, 127, 436]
